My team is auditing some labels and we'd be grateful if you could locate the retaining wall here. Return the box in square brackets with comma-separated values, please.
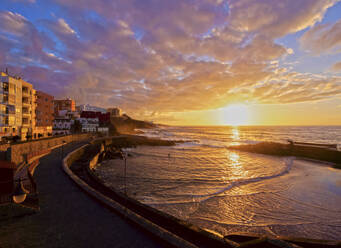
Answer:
[63, 144, 205, 248]
[89, 144, 105, 170]
[63, 140, 341, 248]
[63, 141, 238, 248]
[0, 144, 10, 152]
[8, 133, 91, 165]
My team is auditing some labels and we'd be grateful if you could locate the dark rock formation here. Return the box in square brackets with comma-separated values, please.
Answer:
[229, 142, 341, 169]
[110, 116, 155, 134]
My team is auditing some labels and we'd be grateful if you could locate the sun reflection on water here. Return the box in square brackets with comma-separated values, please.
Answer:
[232, 127, 240, 140]
[230, 152, 240, 166]
[231, 126, 241, 145]
[227, 151, 248, 179]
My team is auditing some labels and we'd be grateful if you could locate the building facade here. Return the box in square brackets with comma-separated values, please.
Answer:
[21, 80, 35, 139]
[34, 90, 54, 138]
[54, 98, 75, 116]
[107, 107, 121, 117]
[52, 117, 72, 135]
[77, 104, 106, 113]
[80, 111, 110, 125]
[78, 117, 99, 133]
[0, 71, 35, 140]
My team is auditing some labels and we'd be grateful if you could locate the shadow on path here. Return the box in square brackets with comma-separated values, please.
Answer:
[0, 141, 164, 248]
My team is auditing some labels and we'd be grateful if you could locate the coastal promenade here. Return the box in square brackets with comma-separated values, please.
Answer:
[0, 141, 163, 248]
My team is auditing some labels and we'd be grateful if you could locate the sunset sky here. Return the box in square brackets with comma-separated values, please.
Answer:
[1, 0, 341, 125]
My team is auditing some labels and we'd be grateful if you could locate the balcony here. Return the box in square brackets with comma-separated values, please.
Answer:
[22, 97, 31, 105]
[22, 118, 30, 126]
[22, 87, 29, 96]
[2, 82, 9, 92]
[2, 95, 8, 104]
[22, 91, 30, 97]
[22, 107, 29, 113]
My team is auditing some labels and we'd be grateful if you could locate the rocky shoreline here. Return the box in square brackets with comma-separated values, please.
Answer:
[229, 142, 341, 169]
[65, 136, 341, 248]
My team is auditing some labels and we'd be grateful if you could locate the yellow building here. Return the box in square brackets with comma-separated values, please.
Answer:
[0, 71, 36, 140]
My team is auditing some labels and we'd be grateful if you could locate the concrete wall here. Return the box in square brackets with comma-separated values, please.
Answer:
[65, 144, 87, 167]
[68, 140, 231, 248]
[0, 144, 10, 152]
[63, 144, 199, 248]
[8, 133, 91, 165]
[89, 144, 104, 170]
[62, 140, 341, 248]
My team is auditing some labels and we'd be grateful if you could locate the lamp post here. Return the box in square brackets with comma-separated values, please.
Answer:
[61, 140, 66, 158]
[12, 178, 28, 204]
[121, 151, 127, 195]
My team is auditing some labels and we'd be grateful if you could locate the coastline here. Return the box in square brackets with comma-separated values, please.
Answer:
[64, 136, 231, 248]
[63, 134, 341, 247]
[228, 142, 341, 169]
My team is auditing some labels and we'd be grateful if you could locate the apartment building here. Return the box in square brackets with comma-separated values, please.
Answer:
[77, 104, 106, 113]
[54, 98, 75, 116]
[0, 71, 35, 140]
[34, 90, 54, 138]
[80, 111, 110, 125]
[107, 107, 121, 117]
[52, 117, 72, 135]
[78, 117, 99, 133]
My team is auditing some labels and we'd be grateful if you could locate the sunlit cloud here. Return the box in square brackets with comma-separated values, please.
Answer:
[331, 61, 341, 72]
[0, 0, 341, 124]
[300, 19, 341, 54]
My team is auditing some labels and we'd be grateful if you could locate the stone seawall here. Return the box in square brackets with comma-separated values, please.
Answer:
[89, 144, 105, 170]
[63, 144, 201, 248]
[63, 140, 237, 248]
[66, 138, 341, 248]
[7, 133, 91, 165]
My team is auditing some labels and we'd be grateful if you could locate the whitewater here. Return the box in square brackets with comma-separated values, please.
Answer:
[96, 126, 341, 240]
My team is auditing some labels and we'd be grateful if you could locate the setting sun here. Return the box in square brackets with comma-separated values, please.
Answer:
[221, 104, 250, 126]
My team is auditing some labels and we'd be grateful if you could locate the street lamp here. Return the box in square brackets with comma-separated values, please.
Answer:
[121, 151, 127, 195]
[61, 140, 66, 158]
[12, 178, 28, 204]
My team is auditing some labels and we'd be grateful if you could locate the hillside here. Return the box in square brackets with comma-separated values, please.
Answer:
[110, 115, 155, 134]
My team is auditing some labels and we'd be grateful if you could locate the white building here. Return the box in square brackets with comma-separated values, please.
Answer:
[57, 110, 80, 119]
[53, 117, 72, 135]
[77, 104, 106, 113]
[78, 117, 99, 133]
[97, 127, 109, 134]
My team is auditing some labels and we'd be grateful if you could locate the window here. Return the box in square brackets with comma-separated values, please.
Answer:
[8, 115, 15, 126]
[0, 104, 6, 113]
[3, 83, 9, 92]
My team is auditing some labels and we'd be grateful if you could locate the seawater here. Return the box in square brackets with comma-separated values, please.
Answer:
[96, 126, 341, 240]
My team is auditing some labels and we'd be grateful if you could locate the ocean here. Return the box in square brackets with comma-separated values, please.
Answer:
[95, 126, 341, 240]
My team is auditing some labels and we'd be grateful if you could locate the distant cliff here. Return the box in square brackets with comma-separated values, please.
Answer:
[110, 115, 155, 134]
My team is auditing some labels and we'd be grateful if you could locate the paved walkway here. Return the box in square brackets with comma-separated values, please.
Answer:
[0, 141, 164, 248]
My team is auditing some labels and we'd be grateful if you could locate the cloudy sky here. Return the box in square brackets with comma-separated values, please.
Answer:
[1, 0, 341, 125]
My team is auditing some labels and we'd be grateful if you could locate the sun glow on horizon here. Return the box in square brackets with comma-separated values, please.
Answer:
[220, 104, 251, 126]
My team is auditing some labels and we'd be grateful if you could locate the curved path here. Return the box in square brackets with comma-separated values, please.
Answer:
[0, 141, 164, 247]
